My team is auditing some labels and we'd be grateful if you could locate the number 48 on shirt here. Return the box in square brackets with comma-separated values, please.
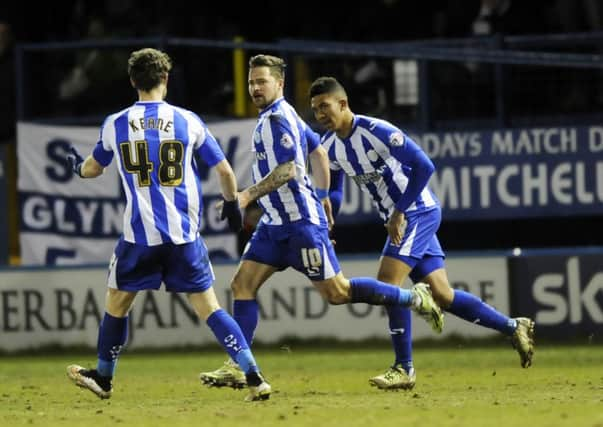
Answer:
[119, 139, 184, 186]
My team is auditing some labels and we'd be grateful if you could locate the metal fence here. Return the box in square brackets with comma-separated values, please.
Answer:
[15, 32, 603, 130]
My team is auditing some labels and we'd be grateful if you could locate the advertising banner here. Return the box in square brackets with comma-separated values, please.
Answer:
[17, 120, 257, 265]
[0, 256, 509, 351]
[19, 120, 603, 265]
[335, 125, 603, 223]
[509, 252, 603, 338]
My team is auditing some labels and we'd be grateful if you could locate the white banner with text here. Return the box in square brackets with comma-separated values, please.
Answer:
[0, 257, 509, 351]
[17, 120, 257, 265]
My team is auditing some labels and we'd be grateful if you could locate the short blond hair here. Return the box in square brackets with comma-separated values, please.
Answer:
[249, 54, 286, 80]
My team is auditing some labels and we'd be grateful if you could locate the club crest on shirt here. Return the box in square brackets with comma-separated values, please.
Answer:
[389, 132, 404, 147]
[280, 133, 294, 149]
[253, 130, 261, 144]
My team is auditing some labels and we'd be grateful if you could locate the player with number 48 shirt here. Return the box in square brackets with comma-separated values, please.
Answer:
[64, 47, 271, 402]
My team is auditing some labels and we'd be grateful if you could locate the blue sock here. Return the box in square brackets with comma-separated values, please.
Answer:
[350, 277, 413, 306]
[386, 305, 413, 372]
[97, 312, 128, 377]
[447, 290, 517, 335]
[233, 299, 259, 346]
[206, 309, 259, 374]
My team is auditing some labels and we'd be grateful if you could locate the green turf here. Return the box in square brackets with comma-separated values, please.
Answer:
[1, 343, 602, 427]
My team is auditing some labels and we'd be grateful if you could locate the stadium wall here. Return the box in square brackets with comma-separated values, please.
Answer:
[1, 250, 601, 352]
[0, 256, 506, 352]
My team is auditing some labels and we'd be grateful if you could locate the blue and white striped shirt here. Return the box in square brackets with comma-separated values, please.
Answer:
[322, 115, 439, 222]
[92, 101, 225, 246]
[251, 97, 327, 227]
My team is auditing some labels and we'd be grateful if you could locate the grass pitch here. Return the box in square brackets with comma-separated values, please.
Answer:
[1, 342, 602, 427]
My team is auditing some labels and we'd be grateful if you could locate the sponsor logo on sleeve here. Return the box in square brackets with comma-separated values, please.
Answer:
[389, 132, 405, 147]
[280, 133, 294, 149]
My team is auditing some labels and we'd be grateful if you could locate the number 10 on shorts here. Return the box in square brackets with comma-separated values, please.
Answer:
[301, 248, 322, 276]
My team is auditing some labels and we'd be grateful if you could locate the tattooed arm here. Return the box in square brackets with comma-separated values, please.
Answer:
[238, 160, 296, 209]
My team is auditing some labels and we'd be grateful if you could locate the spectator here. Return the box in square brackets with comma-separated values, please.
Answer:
[58, 16, 130, 115]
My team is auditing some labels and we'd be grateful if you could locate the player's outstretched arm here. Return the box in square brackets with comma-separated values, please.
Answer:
[66, 145, 104, 178]
[214, 159, 242, 232]
[214, 159, 238, 201]
[239, 160, 295, 208]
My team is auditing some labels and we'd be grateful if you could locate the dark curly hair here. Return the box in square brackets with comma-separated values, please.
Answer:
[128, 48, 172, 92]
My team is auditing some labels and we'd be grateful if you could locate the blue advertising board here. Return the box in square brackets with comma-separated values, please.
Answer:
[508, 252, 603, 339]
[335, 125, 603, 224]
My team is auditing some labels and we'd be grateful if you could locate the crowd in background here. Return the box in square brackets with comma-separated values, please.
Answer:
[3, 1, 603, 44]
[1, 1, 602, 137]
